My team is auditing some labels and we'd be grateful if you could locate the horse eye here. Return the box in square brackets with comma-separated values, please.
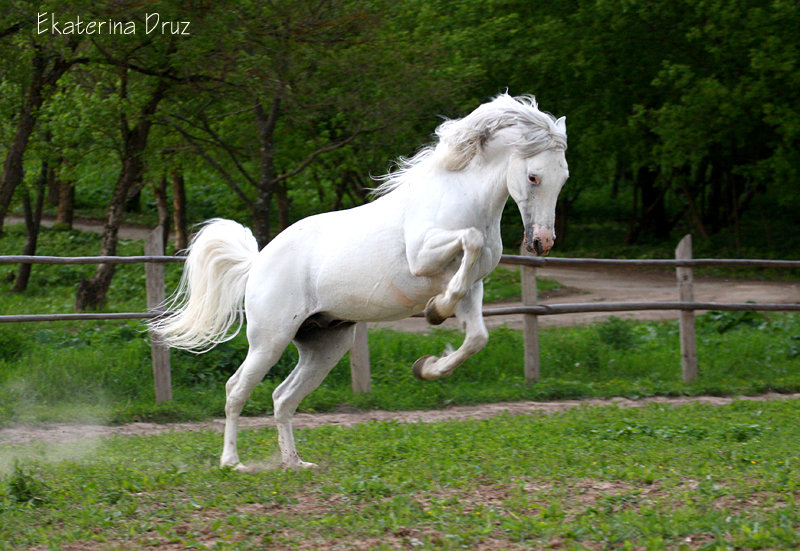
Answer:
[528, 174, 541, 185]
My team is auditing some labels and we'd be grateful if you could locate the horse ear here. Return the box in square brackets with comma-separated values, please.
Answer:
[555, 116, 567, 134]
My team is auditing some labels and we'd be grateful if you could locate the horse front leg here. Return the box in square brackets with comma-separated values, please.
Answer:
[413, 281, 489, 380]
[408, 227, 485, 325]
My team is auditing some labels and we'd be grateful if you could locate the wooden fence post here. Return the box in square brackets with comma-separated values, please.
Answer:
[521, 247, 540, 384]
[676, 234, 698, 382]
[350, 321, 371, 393]
[145, 225, 172, 403]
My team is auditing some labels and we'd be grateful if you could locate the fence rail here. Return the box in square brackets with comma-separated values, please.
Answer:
[0, 255, 183, 265]
[5, 301, 797, 324]
[1, 231, 798, 401]
[502, 256, 800, 269]
[5, 254, 799, 268]
[483, 301, 800, 316]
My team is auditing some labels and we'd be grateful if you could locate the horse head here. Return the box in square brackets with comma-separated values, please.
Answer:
[508, 145, 568, 256]
[437, 94, 569, 255]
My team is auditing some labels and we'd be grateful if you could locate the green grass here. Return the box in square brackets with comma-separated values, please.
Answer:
[1, 311, 799, 426]
[1, 398, 799, 549]
[482, 265, 561, 302]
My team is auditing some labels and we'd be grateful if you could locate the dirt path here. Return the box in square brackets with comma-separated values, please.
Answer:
[7, 214, 156, 241]
[2, 393, 798, 445]
[376, 264, 800, 332]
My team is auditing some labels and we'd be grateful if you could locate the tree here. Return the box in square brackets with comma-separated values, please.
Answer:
[462, 0, 800, 246]
[166, 0, 468, 246]
[71, 1, 207, 309]
[12, 149, 48, 292]
[645, 0, 800, 245]
[74, 72, 170, 309]
[0, 4, 88, 235]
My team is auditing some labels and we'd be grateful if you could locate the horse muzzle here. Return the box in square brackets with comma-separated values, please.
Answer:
[523, 225, 555, 256]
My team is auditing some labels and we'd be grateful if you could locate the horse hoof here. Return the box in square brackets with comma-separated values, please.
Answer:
[286, 460, 319, 470]
[413, 355, 437, 380]
[424, 297, 448, 325]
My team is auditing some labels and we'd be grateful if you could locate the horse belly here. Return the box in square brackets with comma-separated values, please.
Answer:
[315, 251, 441, 322]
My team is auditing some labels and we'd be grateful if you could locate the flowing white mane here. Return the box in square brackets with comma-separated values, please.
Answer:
[373, 93, 567, 197]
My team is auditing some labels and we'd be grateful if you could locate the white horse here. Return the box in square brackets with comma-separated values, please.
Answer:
[150, 94, 568, 470]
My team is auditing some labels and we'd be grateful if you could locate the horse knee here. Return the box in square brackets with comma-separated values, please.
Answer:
[272, 386, 293, 423]
[462, 227, 484, 253]
[273, 398, 296, 426]
[225, 370, 240, 396]
[225, 369, 260, 415]
[468, 330, 489, 353]
[225, 387, 248, 416]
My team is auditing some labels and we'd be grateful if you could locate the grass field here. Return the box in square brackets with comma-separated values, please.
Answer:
[1, 222, 799, 548]
[1, 398, 798, 549]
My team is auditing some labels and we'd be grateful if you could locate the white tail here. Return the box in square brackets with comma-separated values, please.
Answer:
[149, 219, 259, 352]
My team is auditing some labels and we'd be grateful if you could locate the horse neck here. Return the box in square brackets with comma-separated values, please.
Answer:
[460, 153, 511, 221]
[396, 150, 510, 225]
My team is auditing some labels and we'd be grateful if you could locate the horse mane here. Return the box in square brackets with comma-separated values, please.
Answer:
[372, 93, 567, 197]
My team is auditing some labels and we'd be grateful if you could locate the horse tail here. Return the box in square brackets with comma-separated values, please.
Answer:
[149, 218, 259, 352]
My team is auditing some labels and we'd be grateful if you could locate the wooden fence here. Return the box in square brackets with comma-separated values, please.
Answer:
[2, 230, 799, 402]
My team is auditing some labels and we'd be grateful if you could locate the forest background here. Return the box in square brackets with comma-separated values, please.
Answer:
[1, 0, 798, 310]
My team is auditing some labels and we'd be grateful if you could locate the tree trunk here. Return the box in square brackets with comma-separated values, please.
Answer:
[0, 45, 82, 234]
[153, 176, 171, 250]
[76, 78, 169, 311]
[251, 193, 271, 251]
[75, 172, 133, 310]
[0, 55, 45, 235]
[125, 188, 142, 213]
[54, 177, 75, 229]
[171, 169, 188, 251]
[276, 180, 291, 230]
[46, 159, 59, 206]
[252, 93, 281, 247]
[13, 159, 47, 292]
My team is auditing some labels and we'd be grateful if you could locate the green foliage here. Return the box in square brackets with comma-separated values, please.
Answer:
[703, 310, 767, 334]
[0, 325, 31, 362]
[5, 0, 798, 252]
[2, 463, 49, 508]
[595, 316, 637, 350]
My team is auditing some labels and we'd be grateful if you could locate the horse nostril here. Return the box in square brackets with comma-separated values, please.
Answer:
[533, 238, 543, 255]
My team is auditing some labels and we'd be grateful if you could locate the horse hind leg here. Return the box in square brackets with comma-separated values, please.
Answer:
[273, 323, 356, 469]
[221, 331, 295, 469]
